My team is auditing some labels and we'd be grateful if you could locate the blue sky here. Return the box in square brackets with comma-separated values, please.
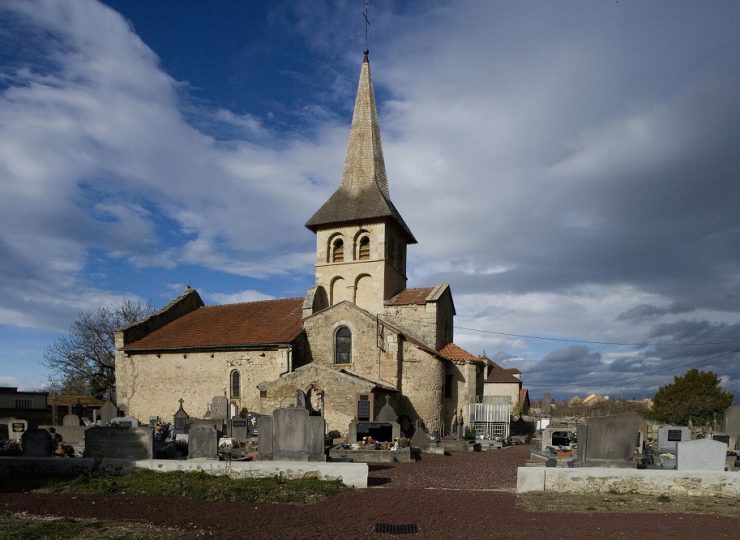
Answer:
[1, 0, 739, 400]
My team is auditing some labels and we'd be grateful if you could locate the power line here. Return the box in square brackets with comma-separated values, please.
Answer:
[380, 313, 740, 348]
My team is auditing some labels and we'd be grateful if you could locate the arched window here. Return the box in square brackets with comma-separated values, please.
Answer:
[358, 236, 370, 260]
[230, 370, 241, 399]
[332, 239, 344, 263]
[335, 326, 351, 364]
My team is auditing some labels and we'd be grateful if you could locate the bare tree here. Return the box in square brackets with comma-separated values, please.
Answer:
[45, 299, 152, 399]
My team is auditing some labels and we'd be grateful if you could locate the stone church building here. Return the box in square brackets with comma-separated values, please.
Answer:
[115, 52, 488, 436]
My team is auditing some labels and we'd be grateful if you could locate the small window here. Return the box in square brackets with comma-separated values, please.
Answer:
[444, 374, 453, 399]
[332, 239, 344, 262]
[15, 399, 32, 409]
[335, 326, 351, 364]
[259, 390, 267, 398]
[358, 236, 370, 260]
[230, 370, 241, 399]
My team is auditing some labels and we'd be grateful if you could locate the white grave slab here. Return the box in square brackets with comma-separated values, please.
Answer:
[676, 438, 728, 471]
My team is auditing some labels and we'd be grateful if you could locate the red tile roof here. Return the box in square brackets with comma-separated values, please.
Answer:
[384, 287, 434, 306]
[485, 366, 522, 384]
[438, 343, 486, 365]
[124, 298, 304, 351]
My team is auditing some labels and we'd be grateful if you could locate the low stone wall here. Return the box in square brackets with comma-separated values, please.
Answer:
[517, 467, 740, 497]
[138, 459, 368, 488]
[328, 447, 412, 463]
[0, 456, 368, 488]
[0, 457, 136, 477]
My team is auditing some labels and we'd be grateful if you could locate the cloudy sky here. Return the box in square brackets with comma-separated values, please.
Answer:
[1, 0, 738, 400]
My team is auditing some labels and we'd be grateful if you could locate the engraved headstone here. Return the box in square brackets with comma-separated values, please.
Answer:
[257, 415, 273, 460]
[230, 418, 248, 441]
[577, 413, 640, 467]
[188, 422, 218, 459]
[657, 425, 691, 453]
[99, 400, 118, 425]
[21, 428, 53, 457]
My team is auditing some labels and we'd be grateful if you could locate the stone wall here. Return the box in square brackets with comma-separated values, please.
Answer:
[517, 467, 740, 497]
[257, 364, 374, 435]
[400, 342, 445, 433]
[115, 347, 290, 423]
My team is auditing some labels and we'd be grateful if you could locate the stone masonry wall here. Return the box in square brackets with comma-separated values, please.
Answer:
[115, 348, 290, 423]
[400, 342, 445, 433]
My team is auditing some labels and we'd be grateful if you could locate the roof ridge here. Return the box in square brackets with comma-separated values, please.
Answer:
[201, 296, 303, 309]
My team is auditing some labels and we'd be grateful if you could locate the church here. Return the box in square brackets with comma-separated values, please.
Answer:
[114, 51, 491, 437]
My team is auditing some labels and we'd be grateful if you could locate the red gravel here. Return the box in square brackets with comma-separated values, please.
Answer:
[2, 445, 738, 539]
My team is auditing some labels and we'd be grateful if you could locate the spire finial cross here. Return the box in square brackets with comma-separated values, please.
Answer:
[363, 0, 370, 56]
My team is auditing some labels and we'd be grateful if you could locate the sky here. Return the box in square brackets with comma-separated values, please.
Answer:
[0, 0, 738, 401]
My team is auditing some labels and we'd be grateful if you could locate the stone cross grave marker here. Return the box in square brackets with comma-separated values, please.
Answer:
[173, 398, 190, 434]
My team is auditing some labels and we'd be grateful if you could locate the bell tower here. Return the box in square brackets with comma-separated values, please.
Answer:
[306, 51, 416, 315]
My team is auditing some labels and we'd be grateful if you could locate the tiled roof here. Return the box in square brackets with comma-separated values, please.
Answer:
[124, 298, 304, 351]
[485, 366, 522, 384]
[384, 287, 434, 306]
[438, 343, 486, 365]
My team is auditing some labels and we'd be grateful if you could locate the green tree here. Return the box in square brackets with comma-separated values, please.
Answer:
[45, 299, 152, 399]
[651, 369, 733, 426]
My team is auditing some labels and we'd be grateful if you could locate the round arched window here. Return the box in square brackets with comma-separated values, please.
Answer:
[358, 236, 370, 260]
[230, 370, 241, 399]
[332, 239, 344, 262]
[335, 326, 351, 364]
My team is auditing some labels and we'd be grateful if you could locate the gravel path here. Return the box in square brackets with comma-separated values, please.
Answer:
[2, 445, 738, 538]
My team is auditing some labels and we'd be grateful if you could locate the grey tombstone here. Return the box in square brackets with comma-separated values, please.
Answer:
[230, 418, 248, 441]
[188, 422, 218, 459]
[308, 415, 326, 461]
[676, 438, 728, 471]
[62, 414, 81, 427]
[0, 423, 8, 441]
[542, 393, 552, 416]
[210, 396, 228, 421]
[411, 426, 432, 449]
[85, 426, 153, 460]
[99, 400, 118, 425]
[273, 407, 310, 461]
[722, 405, 740, 450]
[21, 429, 53, 457]
[257, 415, 273, 460]
[657, 425, 691, 453]
[578, 413, 640, 468]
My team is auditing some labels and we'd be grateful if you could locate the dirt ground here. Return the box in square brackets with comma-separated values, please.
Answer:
[2, 445, 739, 539]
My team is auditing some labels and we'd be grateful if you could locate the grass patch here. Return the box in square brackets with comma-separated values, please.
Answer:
[37, 469, 350, 504]
[0, 512, 192, 540]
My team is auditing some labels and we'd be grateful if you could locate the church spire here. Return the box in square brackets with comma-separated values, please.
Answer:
[339, 50, 390, 199]
[306, 53, 415, 243]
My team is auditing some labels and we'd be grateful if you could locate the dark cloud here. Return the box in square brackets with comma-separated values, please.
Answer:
[616, 303, 693, 322]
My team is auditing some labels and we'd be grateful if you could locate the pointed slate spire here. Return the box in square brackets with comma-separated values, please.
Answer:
[340, 50, 390, 199]
[306, 52, 415, 243]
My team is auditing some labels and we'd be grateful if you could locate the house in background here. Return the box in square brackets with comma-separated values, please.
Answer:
[483, 361, 530, 414]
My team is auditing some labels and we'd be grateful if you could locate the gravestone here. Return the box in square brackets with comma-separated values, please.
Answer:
[4, 419, 28, 442]
[0, 423, 8, 441]
[85, 426, 153, 460]
[257, 415, 273, 460]
[21, 429, 53, 457]
[542, 393, 552, 416]
[111, 416, 139, 428]
[657, 425, 691, 453]
[348, 394, 401, 443]
[210, 396, 228, 421]
[676, 438, 728, 471]
[230, 418, 248, 441]
[722, 405, 740, 450]
[188, 422, 218, 459]
[173, 398, 190, 435]
[62, 414, 81, 427]
[541, 426, 574, 452]
[99, 400, 118, 425]
[577, 413, 640, 468]
[410, 425, 432, 449]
